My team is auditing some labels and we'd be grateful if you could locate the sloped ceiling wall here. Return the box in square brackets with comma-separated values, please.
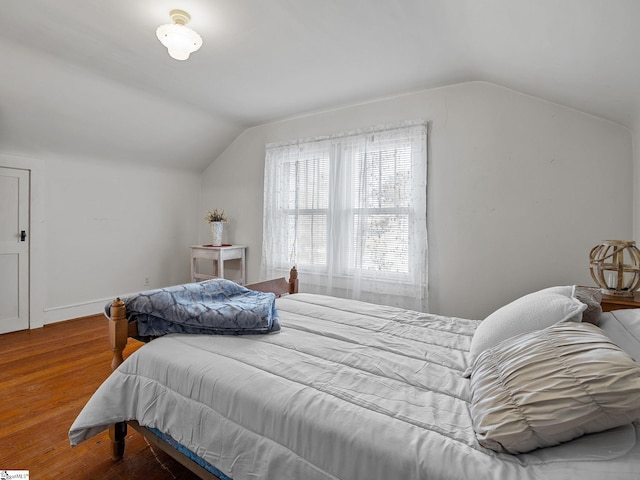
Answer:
[0, 38, 242, 171]
[1, 0, 640, 172]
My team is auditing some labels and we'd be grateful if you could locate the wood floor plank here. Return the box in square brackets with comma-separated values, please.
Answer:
[0, 315, 201, 479]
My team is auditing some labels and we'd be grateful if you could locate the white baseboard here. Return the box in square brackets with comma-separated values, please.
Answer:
[43, 297, 111, 325]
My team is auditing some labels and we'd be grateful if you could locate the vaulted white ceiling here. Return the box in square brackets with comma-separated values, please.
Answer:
[2, 0, 639, 171]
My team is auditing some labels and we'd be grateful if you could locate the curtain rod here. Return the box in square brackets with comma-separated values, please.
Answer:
[266, 120, 427, 150]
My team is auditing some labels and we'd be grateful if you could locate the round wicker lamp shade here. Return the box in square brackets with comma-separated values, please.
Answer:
[589, 240, 640, 297]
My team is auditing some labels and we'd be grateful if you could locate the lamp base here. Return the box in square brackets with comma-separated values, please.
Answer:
[599, 288, 635, 297]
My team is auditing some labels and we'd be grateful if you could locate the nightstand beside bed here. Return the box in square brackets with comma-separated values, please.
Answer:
[600, 291, 640, 312]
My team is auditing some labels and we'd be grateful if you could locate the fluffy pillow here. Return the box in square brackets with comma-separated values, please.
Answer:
[599, 308, 640, 361]
[468, 286, 586, 362]
[574, 286, 603, 325]
[469, 322, 640, 454]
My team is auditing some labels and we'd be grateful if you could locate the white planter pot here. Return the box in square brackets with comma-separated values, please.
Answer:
[210, 222, 224, 246]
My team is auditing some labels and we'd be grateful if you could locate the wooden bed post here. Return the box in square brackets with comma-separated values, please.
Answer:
[289, 266, 299, 294]
[109, 298, 128, 460]
[109, 298, 127, 371]
[109, 422, 127, 461]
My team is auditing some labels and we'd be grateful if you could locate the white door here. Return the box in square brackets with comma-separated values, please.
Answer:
[0, 167, 29, 333]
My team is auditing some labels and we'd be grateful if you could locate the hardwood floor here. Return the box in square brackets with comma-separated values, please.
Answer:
[0, 315, 201, 479]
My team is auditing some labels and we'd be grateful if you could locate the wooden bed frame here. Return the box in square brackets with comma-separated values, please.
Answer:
[107, 267, 299, 479]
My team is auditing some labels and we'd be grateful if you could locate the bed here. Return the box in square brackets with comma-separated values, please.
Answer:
[69, 273, 640, 479]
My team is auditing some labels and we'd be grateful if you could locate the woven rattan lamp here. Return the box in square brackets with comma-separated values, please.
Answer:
[589, 240, 640, 296]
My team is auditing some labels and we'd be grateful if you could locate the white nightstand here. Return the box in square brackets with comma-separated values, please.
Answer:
[190, 245, 247, 284]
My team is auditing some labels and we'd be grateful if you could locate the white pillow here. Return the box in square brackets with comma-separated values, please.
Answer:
[573, 286, 603, 325]
[468, 286, 586, 363]
[470, 322, 640, 454]
[599, 308, 640, 361]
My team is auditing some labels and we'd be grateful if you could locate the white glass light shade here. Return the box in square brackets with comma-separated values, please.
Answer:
[156, 23, 203, 61]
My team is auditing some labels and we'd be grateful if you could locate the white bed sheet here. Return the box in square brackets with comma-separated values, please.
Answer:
[69, 294, 640, 479]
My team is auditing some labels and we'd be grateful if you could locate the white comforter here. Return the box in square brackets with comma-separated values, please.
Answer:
[69, 294, 640, 480]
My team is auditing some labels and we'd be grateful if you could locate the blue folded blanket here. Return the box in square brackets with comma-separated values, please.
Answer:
[105, 279, 280, 336]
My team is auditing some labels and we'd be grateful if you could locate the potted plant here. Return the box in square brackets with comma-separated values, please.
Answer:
[204, 209, 228, 246]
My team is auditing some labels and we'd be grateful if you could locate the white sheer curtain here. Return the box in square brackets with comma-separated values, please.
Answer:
[262, 121, 428, 311]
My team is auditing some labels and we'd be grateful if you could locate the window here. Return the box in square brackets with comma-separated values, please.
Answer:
[262, 122, 428, 311]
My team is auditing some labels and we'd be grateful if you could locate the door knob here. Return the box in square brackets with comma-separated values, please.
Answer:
[20, 230, 26, 242]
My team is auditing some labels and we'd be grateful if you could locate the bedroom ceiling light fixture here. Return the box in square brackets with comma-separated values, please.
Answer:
[589, 240, 640, 296]
[156, 9, 203, 61]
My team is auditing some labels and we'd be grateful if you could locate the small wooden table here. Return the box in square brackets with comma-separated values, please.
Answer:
[190, 245, 246, 284]
[600, 290, 640, 312]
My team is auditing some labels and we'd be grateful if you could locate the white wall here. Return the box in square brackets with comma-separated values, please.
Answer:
[201, 81, 633, 319]
[634, 125, 640, 244]
[0, 153, 201, 326]
[0, 38, 228, 328]
[43, 155, 201, 322]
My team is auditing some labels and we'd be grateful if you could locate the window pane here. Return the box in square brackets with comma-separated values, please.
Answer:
[352, 213, 409, 273]
[288, 213, 327, 267]
[285, 156, 329, 210]
[353, 142, 412, 209]
[350, 138, 413, 275]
